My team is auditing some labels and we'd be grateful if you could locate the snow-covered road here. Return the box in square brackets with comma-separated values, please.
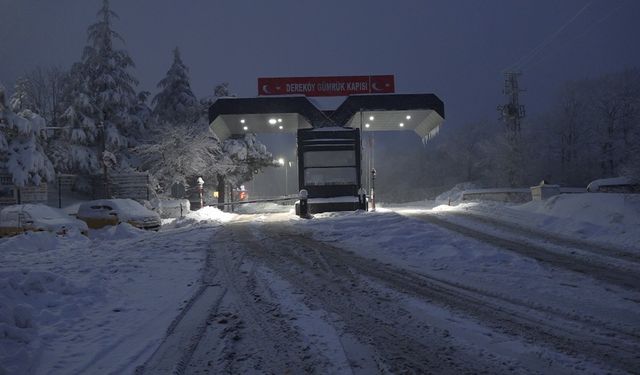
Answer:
[139, 210, 640, 374]
[3, 200, 640, 374]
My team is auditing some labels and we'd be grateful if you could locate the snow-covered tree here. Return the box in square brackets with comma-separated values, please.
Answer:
[152, 48, 198, 124]
[221, 134, 274, 186]
[53, 0, 143, 178]
[0, 83, 54, 187]
[12, 67, 67, 127]
[54, 63, 101, 175]
[82, 0, 139, 150]
[9, 77, 35, 113]
[133, 120, 224, 193]
[214, 82, 234, 98]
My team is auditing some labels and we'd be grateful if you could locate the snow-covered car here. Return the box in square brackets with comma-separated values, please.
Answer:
[77, 199, 161, 230]
[0, 204, 88, 237]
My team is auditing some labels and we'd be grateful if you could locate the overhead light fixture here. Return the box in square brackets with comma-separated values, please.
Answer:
[277, 118, 283, 123]
[399, 123, 404, 127]
[365, 123, 370, 128]
[268, 118, 277, 125]
[406, 115, 411, 120]
[240, 119, 245, 124]
[243, 126, 248, 131]
[278, 125, 283, 130]
[369, 116, 375, 121]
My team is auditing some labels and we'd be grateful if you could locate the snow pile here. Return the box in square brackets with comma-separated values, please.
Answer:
[0, 230, 96, 375]
[587, 176, 638, 192]
[234, 202, 292, 214]
[90, 222, 145, 240]
[434, 193, 640, 249]
[0, 269, 91, 375]
[517, 193, 638, 226]
[184, 206, 235, 222]
[434, 182, 478, 205]
[162, 206, 237, 229]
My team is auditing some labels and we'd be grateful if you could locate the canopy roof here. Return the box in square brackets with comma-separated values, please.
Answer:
[208, 94, 444, 140]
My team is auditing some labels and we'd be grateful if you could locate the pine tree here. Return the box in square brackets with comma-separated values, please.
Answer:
[55, 63, 101, 175]
[82, 0, 139, 150]
[56, 0, 142, 177]
[9, 77, 35, 113]
[153, 48, 198, 124]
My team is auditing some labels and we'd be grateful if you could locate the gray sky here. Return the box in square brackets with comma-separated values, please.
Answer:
[2, 0, 639, 128]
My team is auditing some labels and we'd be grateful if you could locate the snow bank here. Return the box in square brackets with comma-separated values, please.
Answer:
[0, 269, 92, 375]
[183, 206, 236, 222]
[587, 176, 639, 192]
[234, 202, 292, 214]
[434, 193, 640, 249]
[0, 220, 212, 374]
[516, 192, 640, 232]
[162, 206, 237, 229]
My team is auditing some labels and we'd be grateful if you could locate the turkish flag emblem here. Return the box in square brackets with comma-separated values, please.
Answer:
[370, 75, 395, 93]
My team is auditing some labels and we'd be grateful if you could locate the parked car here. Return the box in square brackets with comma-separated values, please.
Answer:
[77, 199, 161, 230]
[0, 204, 88, 237]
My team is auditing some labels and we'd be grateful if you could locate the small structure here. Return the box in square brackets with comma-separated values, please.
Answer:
[530, 180, 561, 201]
[296, 127, 365, 214]
[208, 92, 445, 215]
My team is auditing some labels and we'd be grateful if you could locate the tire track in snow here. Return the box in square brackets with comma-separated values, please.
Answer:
[406, 212, 640, 291]
[136, 230, 226, 375]
[184, 225, 320, 375]
[436, 211, 640, 263]
[239, 224, 525, 374]
[257, 223, 640, 374]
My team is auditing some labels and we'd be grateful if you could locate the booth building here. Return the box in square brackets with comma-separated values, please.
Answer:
[208, 76, 444, 215]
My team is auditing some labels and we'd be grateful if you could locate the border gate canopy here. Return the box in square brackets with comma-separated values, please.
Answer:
[209, 94, 444, 141]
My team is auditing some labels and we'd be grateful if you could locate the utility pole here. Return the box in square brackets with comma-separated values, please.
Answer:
[497, 71, 526, 186]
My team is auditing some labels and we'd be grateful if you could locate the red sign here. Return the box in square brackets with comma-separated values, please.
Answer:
[258, 75, 395, 97]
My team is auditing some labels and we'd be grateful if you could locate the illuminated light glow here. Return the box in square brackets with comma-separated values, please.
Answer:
[278, 125, 284, 130]
[399, 123, 404, 127]
[365, 123, 370, 128]
[369, 116, 375, 121]
[277, 158, 285, 166]
[277, 118, 283, 123]
[406, 115, 411, 120]
[243, 126, 248, 131]
[268, 118, 277, 125]
[240, 119, 245, 123]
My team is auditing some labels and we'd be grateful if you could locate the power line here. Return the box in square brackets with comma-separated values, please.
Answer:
[525, 1, 628, 71]
[504, 1, 594, 72]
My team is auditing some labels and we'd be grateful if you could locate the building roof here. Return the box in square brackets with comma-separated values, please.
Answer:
[208, 94, 444, 140]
